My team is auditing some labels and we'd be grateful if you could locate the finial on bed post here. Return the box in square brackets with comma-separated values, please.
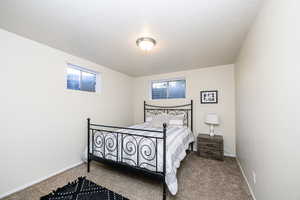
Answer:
[163, 123, 167, 130]
[144, 101, 146, 123]
[87, 118, 91, 173]
[162, 123, 167, 200]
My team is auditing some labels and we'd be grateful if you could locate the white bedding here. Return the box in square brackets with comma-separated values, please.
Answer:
[83, 122, 194, 195]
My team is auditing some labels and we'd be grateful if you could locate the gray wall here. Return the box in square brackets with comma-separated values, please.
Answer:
[235, 0, 300, 199]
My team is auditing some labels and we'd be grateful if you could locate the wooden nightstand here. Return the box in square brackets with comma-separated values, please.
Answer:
[197, 134, 224, 161]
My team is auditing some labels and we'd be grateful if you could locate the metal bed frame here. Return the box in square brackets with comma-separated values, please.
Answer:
[87, 100, 194, 200]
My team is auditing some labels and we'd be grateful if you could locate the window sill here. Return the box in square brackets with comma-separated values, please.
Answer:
[150, 97, 186, 101]
[65, 88, 100, 95]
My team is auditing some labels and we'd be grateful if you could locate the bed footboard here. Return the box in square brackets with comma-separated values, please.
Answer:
[87, 118, 167, 200]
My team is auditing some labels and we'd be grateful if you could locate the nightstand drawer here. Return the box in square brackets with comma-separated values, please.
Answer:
[198, 141, 222, 150]
[197, 137, 223, 143]
[198, 149, 223, 160]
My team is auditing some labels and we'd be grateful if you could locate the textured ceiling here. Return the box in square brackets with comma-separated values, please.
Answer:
[0, 0, 261, 76]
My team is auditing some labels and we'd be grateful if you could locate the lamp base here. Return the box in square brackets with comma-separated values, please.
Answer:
[209, 125, 215, 137]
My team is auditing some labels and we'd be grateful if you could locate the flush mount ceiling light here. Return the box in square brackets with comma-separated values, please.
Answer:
[136, 37, 156, 51]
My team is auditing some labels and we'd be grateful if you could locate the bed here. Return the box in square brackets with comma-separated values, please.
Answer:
[86, 100, 195, 200]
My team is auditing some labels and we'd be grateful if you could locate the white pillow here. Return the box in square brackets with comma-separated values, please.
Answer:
[169, 114, 185, 126]
[146, 113, 158, 122]
[146, 116, 153, 122]
[149, 113, 170, 128]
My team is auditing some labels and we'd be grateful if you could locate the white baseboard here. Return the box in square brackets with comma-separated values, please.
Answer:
[236, 158, 257, 200]
[0, 161, 84, 199]
[224, 153, 236, 157]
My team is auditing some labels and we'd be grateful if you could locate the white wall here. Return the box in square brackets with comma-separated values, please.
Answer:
[0, 29, 133, 197]
[133, 65, 236, 156]
[235, 0, 300, 199]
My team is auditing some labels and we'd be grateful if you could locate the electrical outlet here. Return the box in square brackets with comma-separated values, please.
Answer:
[252, 171, 256, 184]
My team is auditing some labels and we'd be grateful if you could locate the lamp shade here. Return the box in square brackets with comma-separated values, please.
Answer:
[205, 113, 219, 125]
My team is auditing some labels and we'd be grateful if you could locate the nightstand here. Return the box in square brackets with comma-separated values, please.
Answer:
[197, 134, 224, 161]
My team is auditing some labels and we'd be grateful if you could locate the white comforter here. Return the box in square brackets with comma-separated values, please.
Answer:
[83, 122, 194, 195]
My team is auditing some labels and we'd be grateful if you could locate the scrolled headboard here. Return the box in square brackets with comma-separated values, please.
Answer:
[144, 100, 194, 132]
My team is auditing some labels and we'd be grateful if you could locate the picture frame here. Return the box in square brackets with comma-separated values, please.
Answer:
[200, 90, 218, 104]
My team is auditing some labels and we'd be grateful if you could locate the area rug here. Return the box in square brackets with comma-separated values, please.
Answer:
[40, 177, 129, 200]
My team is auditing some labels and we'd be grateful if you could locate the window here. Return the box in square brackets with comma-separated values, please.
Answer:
[67, 63, 98, 92]
[151, 79, 186, 99]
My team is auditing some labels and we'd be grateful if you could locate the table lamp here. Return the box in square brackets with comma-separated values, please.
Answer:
[205, 113, 219, 136]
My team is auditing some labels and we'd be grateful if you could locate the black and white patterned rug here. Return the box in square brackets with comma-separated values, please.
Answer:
[40, 177, 129, 200]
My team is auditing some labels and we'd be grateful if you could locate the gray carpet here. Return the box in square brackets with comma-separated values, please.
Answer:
[2, 153, 253, 200]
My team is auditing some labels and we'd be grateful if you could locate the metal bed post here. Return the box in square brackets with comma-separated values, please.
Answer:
[191, 100, 193, 132]
[190, 100, 194, 151]
[144, 101, 146, 122]
[162, 123, 167, 200]
[87, 118, 91, 173]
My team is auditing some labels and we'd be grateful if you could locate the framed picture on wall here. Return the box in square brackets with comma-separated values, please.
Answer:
[200, 90, 218, 104]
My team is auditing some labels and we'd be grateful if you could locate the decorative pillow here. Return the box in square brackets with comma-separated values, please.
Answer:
[169, 114, 185, 126]
[149, 113, 170, 128]
[146, 116, 153, 122]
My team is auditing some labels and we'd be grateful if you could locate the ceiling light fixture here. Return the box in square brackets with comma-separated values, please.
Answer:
[136, 37, 156, 51]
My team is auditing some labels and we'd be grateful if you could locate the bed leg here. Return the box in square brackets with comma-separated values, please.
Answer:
[190, 142, 194, 152]
[163, 182, 166, 200]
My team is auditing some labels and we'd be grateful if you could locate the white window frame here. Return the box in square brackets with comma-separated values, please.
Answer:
[150, 77, 186, 100]
[66, 63, 101, 93]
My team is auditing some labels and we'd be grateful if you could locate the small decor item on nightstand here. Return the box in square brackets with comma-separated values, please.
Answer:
[205, 113, 219, 137]
[200, 90, 218, 104]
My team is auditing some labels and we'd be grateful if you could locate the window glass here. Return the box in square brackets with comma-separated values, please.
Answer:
[151, 79, 186, 99]
[67, 64, 97, 92]
[152, 82, 168, 99]
[168, 80, 186, 99]
[67, 67, 80, 90]
[81, 71, 96, 92]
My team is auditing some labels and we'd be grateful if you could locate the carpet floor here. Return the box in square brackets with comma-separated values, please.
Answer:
[2, 153, 253, 200]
